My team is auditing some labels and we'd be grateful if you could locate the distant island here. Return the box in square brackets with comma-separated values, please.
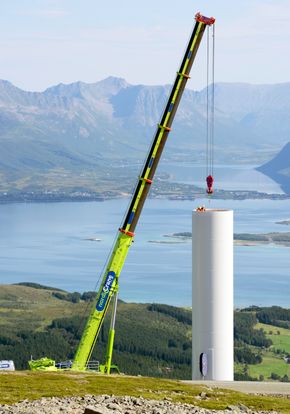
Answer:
[148, 240, 185, 244]
[150, 231, 290, 247]
[276, 220, 290, 225]
[234, 232, 290, 247]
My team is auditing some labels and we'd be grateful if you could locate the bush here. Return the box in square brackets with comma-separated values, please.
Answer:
[168, 339, 177, 348]
[81, 291, 96, 302]
[147, 304, 191, 325]
[182, 341, 191, 351]
[68, 292, 81, 303]
[52, 291, 81, 303]
[0, 335, 17, 346]
[234, 372, 258, 381]
[234, 347, 262, 365]
[234, 312, 272, 348]
[52, 292, 67, 301]
[257, 307, 290, 328]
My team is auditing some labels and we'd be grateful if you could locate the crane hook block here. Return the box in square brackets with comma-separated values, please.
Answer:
[195, 13, 215, 26]
[206, 175, 214, 194]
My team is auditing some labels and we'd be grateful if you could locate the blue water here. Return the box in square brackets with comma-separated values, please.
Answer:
[157, 162, 284, 193]
[0, 195, 290, 308]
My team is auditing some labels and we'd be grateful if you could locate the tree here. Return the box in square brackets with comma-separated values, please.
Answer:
[281, 374, 289, 383]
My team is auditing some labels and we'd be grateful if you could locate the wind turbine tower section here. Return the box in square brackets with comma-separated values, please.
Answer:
[192, 209, 233, 381]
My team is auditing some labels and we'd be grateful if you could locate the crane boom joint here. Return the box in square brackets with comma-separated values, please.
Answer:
[158, 124, 171, 132]
[177, 72, 191, 79]
[119, 228, 135, 237]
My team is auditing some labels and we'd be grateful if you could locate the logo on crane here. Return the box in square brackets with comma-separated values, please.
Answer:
[96, 271, 116, 311]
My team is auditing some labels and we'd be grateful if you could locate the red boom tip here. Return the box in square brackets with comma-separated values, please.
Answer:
[195, 12, 215, 26]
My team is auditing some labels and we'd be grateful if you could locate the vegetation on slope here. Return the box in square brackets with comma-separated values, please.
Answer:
[1, 285, 290, 382]
[235, 306, 290, 382]
[0, 285, 192, 379]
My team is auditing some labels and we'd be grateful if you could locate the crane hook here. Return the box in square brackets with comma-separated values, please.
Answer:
[206, 175, 214, 194]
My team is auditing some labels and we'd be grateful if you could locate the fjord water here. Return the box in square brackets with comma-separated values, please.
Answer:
[0, 167, 289, 307]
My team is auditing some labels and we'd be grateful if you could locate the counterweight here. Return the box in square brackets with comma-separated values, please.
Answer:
[72, 12, 215, 372]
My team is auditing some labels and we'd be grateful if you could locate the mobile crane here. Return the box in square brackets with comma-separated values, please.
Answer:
[29, 12, 215, 374]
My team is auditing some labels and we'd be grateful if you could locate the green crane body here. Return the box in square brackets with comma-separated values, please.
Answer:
[71, 12, 215, 373]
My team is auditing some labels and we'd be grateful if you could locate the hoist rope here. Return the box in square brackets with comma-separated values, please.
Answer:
[206, 24, 215, 177]
[206, 27, 210, 177]
[205, 24, 215, 195]
[210, 23, 215, 176]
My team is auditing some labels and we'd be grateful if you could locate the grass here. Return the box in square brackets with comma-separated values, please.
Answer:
[0, 372, 290, 412]
[256, 323, 290, 337]
[239, 323, 290, 380]
[256, 322, 290, 353]
[248, 352, 290, 379]
[0, 284, 84, 332]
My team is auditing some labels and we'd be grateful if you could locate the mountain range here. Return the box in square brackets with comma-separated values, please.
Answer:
[0, 77, 290, 191]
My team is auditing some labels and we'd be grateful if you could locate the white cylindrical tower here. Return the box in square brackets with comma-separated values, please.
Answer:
[192, 209, 233, 381]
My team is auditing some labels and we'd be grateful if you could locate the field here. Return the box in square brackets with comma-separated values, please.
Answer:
[256, 322, 290, 353]
[243, 322, 290, 380]
[248, 352, 290, 379]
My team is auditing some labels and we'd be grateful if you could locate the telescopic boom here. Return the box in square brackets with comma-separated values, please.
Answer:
[72, 12, 215, 372]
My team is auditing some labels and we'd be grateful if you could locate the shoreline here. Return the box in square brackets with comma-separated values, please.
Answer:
[151, 231, 290, 247]
[0, 187, 289, 205]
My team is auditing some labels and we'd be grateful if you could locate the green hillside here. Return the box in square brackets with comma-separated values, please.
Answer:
[246, 322, 290, 380]
[1, 284, 290, 382]
[234, 307, 290, 382]
[0, 284, 192, 379]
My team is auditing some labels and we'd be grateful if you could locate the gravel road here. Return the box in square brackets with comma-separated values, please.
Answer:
[184, 381, 290, 396]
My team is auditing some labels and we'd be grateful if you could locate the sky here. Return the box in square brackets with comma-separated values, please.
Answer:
[0, 0, 290, 92]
